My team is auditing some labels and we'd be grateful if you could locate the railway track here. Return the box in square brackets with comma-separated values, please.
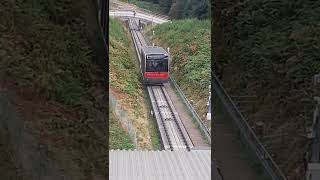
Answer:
[128, 18, 193, 151]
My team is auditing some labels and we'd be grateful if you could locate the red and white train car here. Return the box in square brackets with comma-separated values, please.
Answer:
[140, 46, 169, 85]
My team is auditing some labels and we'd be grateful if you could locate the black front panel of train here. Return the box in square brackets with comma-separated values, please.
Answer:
[146, 55, 168, 72]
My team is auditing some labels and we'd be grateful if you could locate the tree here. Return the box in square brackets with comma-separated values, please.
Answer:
[138, 0, 210, 19]
[159, 0, 172, 14]
[168, 0, 187, 19]
[191, 0, 209, 19]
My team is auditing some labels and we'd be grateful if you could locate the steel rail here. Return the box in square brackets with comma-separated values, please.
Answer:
[149, 85, 189, 150]
[160, 86, 193, 150]
[129, 17, 193, 151]
[149, 86, 174, 150]
[152, 86, 187, 150]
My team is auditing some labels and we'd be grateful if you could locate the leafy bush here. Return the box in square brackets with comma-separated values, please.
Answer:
[2, 0, 97, 107]
[215, 0, 320, 177]
[109, 18, 140, 98]
[109, 109, 135, 150]
[152, 18, 211, 118]
[125, 0, 165, 15]
[0, 0, 107, 178]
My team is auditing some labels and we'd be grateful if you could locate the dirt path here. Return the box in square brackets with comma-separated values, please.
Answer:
[164, 83, 209, 147]
[213, 98, 267, 180]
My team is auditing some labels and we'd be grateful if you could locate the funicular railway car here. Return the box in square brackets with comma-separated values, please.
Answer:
[140, 46, 169, 85]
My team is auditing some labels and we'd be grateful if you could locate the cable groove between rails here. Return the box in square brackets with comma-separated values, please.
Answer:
[129, 17, 192, 151]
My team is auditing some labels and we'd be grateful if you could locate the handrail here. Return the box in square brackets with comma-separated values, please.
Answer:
[111, 1, 170, 20]
[109, 10, 168, 24]
[169, 76, 211, 144]
[110, 8, 169, 21]
[213, 75, 287, 180]
[135, 8, 170, 20]
[110, 9, 169, 19]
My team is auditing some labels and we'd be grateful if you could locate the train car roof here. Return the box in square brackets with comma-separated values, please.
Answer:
[142, 46, 167, 55]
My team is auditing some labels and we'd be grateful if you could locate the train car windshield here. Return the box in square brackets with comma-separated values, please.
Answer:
[146, 58, 168, 72]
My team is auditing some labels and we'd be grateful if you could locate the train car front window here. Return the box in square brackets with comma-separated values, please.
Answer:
[146, 58, 168, 72]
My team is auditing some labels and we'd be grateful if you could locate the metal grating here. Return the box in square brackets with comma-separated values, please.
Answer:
[109, 150, 213, 180]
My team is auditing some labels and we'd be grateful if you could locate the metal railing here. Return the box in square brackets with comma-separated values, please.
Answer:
[169, 76, 211, 144]
[111, 0, 170, 20]
[135, 8, 170, 20]
[109, 9, 169, 24]
[213, 75, 287, 180]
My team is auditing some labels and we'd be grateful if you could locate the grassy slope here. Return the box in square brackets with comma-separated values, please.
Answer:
[4, 1, 96, 106]
[216, 0, 320, 178]
[109, 109, 135, 149]
[109, 18, 161, 150]
[0, 0, 106, 179]
[108, 19, 135, 149]
[109, 18, 140, 98]
[151, 19, 211, 121]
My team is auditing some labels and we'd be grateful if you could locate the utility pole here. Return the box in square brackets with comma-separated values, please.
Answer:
[207, 85, 211, 122]
[167, 47, 171, 66]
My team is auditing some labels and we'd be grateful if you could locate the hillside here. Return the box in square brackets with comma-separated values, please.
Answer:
[109, 108, 135, 150]
[149, 19, 211, 125]
[124, 0, 164, 15]
[122, 0, 210, 19]
[0, 0, 107, 179]
[109, 18, 161, 150]
[214, 0, 320, 179]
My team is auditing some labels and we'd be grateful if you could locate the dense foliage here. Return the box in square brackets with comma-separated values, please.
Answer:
[1, 0, 107, 178]
[2, 0, 98, 107]
[128, 0, 211, 19]
[152, 19, 211, 120]
[127, 0, 164, 14]
[214, 0, 320, 178]
[109, 18, 161, 150]
[109, 109, 135, 150]
[109, 18, 140, 99]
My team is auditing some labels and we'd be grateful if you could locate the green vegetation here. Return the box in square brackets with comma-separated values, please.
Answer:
[168, 0, 211, 19]
[1, 0, 107, 178]
[124, 0, 210, 19]
[126, 0, 164, 15]
[1, 0, 99, 108]
[109, 18, 140, 98]
[109, 18, 161, 150]
[170, 80, 209, 144]
[109, 18, 136, 150]
[151, 19, 211, 118]
[149, 122, 161, 149]
[109, 109, 135, 150]
[144, 92, 162, 149]
[214, 0, 320, 178]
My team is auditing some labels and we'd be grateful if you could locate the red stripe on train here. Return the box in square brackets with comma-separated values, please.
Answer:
[144, 72, 169, 79]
